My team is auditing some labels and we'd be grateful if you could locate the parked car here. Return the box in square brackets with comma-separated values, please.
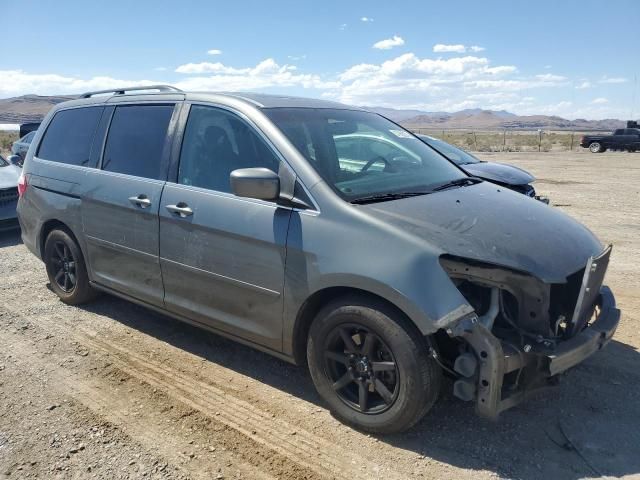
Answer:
[417, 135, 547, 201]
[580, 128, 640, 153]
[17, 86, 619, 433]
[11, 131, 36, 159]
[0, 153, 21, 230]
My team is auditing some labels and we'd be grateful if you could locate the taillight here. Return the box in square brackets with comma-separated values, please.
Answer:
[17, 173, 27, 197]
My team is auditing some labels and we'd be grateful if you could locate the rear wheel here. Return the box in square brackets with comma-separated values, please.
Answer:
[307, 297, 441, 433]
[44, 229, 97, 305]
[589, 142, 603, 153]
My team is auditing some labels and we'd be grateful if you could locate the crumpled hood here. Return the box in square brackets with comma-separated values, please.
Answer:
[364, 182, 603, 283]
[0, 164, 21, 190]
[461, 162, 535, 186]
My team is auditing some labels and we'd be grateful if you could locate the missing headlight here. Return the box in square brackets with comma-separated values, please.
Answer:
[440, 255, 556, 344]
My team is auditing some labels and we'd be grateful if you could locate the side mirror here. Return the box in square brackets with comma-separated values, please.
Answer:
[230, 168, 280, 201]
[8, 155, 23, 167]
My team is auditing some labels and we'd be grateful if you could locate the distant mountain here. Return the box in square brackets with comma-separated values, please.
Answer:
[361, 106, 436, 122]
[400, 110, 625, 131]
[455, 108, 517, 119]
[0, 94, 627, 131]
[0, 94, 76, 124]
[363, 105, 622, 130]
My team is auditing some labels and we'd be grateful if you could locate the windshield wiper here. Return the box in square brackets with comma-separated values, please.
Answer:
[432, 177, 482, 192]
[350, 191, 431, 205]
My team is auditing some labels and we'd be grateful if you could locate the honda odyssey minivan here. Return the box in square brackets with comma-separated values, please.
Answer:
[17, 85, 620, 433]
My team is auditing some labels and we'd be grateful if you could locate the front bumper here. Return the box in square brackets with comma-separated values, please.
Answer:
[452, 286, 619, 419]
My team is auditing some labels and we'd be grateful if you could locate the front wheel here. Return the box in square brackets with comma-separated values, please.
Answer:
[589, 142, 603, 153]
[307, 298, 441, 433]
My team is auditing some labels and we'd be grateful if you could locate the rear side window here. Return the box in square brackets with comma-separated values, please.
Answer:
[102, 105, 174, 180]
[37, 107, 103, 167]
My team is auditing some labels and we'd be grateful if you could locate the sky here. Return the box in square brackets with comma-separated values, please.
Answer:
[1, 0, 639, 120]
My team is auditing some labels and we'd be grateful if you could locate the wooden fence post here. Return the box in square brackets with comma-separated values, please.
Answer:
[538, 130, 542, 152]
[503, 130, 506, 151]
[570, 132, 574, 151]
[473, 131, 478, 150]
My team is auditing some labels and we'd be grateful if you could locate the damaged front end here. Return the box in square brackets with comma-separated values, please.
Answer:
[436, 246, 620, 418]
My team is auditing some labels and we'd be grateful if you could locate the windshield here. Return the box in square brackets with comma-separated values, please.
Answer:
[0, 154, 7, 167]
[20, 131, 36, 143]
[264, 108, 467, 202]
[418, 136, 480, 165]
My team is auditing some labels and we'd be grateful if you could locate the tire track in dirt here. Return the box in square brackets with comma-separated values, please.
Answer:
[0, 328, 282, 480]
[1, 299, 408, 480]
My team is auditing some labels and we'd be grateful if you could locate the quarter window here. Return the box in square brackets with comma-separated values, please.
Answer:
[102, 105, 174, 180]
[178, 105, 280, 193]
[37, 107, 103, 167]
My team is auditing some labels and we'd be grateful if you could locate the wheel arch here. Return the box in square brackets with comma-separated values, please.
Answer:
[290, 286, 427, 366]
[39, 219, 82, 258]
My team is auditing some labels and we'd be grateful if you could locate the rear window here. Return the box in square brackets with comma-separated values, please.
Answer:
[37, 107, 103, 167]
[102, 105, 174, 180]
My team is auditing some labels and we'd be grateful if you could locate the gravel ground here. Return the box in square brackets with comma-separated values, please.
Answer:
[1, 150, 639, 479]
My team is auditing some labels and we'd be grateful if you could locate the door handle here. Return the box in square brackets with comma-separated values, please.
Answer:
[165, 203, 193, 218]
[128, 195, 152, 208]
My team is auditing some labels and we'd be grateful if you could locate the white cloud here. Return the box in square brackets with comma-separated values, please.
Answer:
[372, 35, 405, 50]
[339, 23, 347, 30]
[433, 44, 486, 53]
[173, 58, 339, 91]
[515, 101, 627, 120]
[599, 76, 628, 84]
[0, 51, 628, 120]
[154, 67, 167, 72]
[0, 70, 161, 96]
[485, 66, 517, 75]
[334, 53, 532, 109]
[287, 54, 307, 61]
[360, 17, 374, 22]
[207, 49, 222, 55]
[433, 44, 466, 53]
[535, 73, 567, 82]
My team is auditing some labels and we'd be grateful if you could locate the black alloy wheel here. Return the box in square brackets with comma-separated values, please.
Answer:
[50, 240, 77, 293]
[44, 228, 97, 305]
[324, 324, 399, 414]
[307, 298, 442, 433]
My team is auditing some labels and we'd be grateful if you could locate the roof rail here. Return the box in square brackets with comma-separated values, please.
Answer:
[80, 85, 183, 98]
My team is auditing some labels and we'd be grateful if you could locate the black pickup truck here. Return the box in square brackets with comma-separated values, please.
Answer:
[581, 127, 640, 153]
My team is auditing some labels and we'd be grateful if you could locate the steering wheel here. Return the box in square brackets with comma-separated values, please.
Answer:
[359, 156, 392, 175]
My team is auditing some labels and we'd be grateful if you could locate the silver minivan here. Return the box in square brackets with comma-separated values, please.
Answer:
[17, 86, 620, 433]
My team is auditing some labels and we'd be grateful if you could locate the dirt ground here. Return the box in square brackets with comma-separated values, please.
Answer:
[1, 150, 639, 480]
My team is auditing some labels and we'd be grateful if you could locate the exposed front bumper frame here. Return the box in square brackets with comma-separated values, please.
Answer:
[451, 286, 619, 419]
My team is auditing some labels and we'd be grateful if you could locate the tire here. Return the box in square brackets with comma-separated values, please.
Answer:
[307, 297, 441, 434]
[44, 229, 97, 305]
[589, 142, 603, 153]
